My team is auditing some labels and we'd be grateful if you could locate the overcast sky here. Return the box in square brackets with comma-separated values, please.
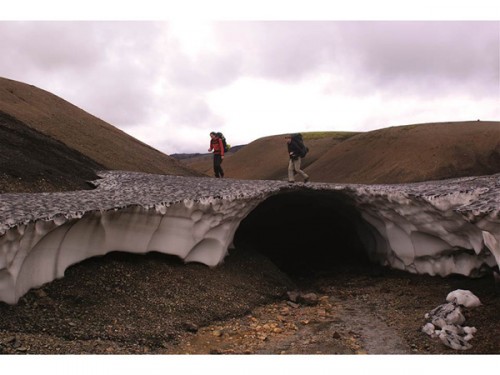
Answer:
[1, 2, 499, 154]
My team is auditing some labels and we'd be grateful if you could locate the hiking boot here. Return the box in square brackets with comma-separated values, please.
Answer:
[304, 177, 310, 183]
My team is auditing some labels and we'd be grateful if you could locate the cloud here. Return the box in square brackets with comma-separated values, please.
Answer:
[0, 22, 98, 73]
[211, 22, 342, 81]
[0, 21, 166, 126]
[333, 21, 500, 97]
[0, 20, 498, 155]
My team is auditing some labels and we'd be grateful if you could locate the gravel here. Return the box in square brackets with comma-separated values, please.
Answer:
[0, 248, 498, 355]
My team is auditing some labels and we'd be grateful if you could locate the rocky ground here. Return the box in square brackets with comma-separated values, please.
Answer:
[0, 248, 498, 356]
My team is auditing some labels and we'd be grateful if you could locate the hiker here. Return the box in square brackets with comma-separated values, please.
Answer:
[285, 134, 309, 183]
[208, 131, 225, 178]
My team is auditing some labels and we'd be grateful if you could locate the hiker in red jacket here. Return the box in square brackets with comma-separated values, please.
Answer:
[208, 131, 225, 178]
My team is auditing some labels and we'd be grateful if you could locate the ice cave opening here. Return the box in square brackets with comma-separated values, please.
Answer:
[233, 190, 377, 278]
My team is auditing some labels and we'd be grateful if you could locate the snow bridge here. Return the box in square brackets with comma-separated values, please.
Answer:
[0, 171, 499, 304]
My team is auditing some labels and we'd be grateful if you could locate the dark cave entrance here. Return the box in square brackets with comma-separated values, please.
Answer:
[233, 190, 377, 278]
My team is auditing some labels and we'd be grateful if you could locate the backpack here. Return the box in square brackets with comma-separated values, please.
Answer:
[216, 132, 230, 152]
[291, 133, 309, 158]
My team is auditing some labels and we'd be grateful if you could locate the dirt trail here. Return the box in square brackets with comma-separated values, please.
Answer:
[167, 293, 412, 354]
[330, 295, 410, 354]
[164, 267, 498, 355]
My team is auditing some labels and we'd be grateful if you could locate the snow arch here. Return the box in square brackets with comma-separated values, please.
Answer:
[1, 171, 499, 304]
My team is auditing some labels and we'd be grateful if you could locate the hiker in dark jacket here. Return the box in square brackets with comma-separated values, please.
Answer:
[286, 135, 309, 183]
[208, 131, 225, 178]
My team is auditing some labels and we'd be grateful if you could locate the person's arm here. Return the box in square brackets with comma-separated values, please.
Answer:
[208, 140, 213, 152]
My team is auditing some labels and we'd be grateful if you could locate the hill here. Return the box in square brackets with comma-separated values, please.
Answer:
[305, 121, 500, 184]
[0, 77, 202, 193]
[2, 75, 498, 189]
[0, 111, 104, 192]
[183, 122, 500, 184]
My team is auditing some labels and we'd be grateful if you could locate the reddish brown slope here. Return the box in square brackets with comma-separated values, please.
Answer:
[0, 77, 198, 177]
[304, 121, 500, 184]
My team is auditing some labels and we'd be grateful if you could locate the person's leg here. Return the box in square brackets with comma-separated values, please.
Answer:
[293, 158, 309, 182]
[213, 155, 222, 177]
[288, 159, 295, 182]
[219, 158, 224, 178]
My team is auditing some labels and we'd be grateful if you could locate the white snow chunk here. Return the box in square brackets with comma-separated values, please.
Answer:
[463, 326, 477, 341]
[427, 302, 465, 327]
[421, 322, 437, 337]
[438, 326, 473, 350]
[446, 289, 481, 308]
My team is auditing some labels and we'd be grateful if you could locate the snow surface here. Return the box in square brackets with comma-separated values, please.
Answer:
[1, 171, 500, 304]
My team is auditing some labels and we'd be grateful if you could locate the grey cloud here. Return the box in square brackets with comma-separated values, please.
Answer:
[165, 90, 222, 127]
[0, 22, 99, 74]
[1, 20, 497, 155]
[0, 21, 167, 126]
[2, 21, 497, 102]
[161, 21, 343, 88]
[165, 50, 242, 90]
[214, 21, 341, 81]
[161, 23, 242, 92]
[334, 21, 500, 97]
[65, 22, 167, 127]
[209, 21, 499, 98]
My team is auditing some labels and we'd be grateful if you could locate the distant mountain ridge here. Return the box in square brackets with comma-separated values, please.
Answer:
[171, 145, 245, 160]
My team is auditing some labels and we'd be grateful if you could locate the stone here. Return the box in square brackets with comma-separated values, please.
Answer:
[297, 292, 319, 306]
[212, 330, 223, 337]
[182, 321, 199, 333]
[287, 291, 300, 303]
